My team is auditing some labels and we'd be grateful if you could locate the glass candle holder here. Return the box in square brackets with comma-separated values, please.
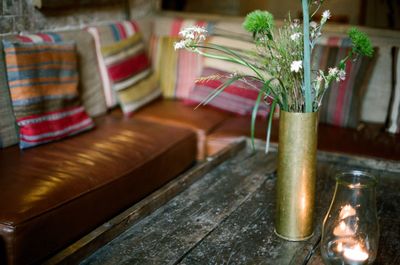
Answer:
[321, 170, 379, 265]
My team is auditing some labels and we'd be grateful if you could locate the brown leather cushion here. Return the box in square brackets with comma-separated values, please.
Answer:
[0, 115, 197, 265]
[207, 116, 400, 160]
[134, 99, 231, 160]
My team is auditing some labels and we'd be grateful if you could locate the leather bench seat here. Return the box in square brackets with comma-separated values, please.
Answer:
[0, 115, 197, 265]
[133, 99, 231, 160]
[207, 116, 400, 160]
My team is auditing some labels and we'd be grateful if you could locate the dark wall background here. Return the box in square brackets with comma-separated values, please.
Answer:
[0, 0, 157, 34]
[162, 0, 400, 30]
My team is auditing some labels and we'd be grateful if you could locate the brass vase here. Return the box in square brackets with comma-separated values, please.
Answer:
[275, 110, 318, 241]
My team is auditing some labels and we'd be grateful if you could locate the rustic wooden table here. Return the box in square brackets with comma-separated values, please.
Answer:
[80, 140, 400, 265]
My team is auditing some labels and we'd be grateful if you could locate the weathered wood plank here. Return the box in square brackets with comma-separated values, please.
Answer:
[176, 162, 337, 265]
[178, 177, 305, 265]
[44, 141, 246, 265]
[81, 149, 277, 265]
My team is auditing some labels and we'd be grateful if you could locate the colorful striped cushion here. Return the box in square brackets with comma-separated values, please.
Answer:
[0, 40, 19, 148]
[183, 20, 270, 116]
[312, 37, 377, 128]
[14, 33, 63, 43]
[360, 45, 392, 123]
[150, 18, 210, 99]
[13, 32, 108, 118]
[88, 21, 161, 114]
[3, 41, 94, 149]
[185, 67, 269, 116]
[386, 47, 400, 134]
[203, 21, 255, 76]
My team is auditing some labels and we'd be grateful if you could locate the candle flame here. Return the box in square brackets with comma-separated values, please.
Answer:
[337, 241, 343, 252]
[340, 204, 356, 220]
[333, 221, 355, 236]
[343, 244, 369, 261]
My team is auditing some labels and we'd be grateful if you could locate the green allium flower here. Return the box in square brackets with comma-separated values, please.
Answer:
[348, 27, 374, 57]
[243, 10, 274, 36]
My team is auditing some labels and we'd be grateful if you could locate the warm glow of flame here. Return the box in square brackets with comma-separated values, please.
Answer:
[337, 241, 343, 252]
[343, 244, 369, 262]
[340, 204, 356, 220]
[333, 221, 355, 236]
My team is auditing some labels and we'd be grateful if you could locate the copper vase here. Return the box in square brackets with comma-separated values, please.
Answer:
[275, 110, 318, 241]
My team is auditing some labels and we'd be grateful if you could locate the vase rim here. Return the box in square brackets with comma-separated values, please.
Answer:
[281, 110, 318, 114]
[335, 170, 377, 188]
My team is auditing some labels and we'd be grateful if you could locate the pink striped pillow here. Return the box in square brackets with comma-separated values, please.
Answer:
[185, 67, 269, 116]
[150, 18, 208, 99]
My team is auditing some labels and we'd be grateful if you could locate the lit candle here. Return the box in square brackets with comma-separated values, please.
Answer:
[336, 241, 343, 253]
[343, 243, 369, 264]
[340, 204, 356, 220]
[333, 221, 355, 236]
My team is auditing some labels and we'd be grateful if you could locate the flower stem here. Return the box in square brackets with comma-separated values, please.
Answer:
[302, 0, 313, 112]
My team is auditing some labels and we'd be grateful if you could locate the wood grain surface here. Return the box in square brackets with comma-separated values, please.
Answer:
[79, 140, 400, 265]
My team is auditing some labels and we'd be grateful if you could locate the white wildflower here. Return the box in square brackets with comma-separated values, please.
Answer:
[310, 21, 318, 29]
[321, 10, 331, 24]
[315, 74, 324, 91]
[338, 70, 346, 81]
[291, 19, 301, 29]
[290, 33, 302, 41]
[179, 26, 207, 39]
[328, 67, 339, 76]
[290, 60, 303, 73]
[193, 26, 207, 34]
[174, 40, 187, 50]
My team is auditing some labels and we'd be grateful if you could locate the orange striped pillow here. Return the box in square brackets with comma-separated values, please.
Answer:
[3, 41, 94, 149]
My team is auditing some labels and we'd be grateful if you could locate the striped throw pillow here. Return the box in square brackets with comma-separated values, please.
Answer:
[184, 21, 271, 116]
[387, 47, 400, 134]
[313, 37, 377, 128]
[12, 32, 108, 118]
[0, 39, 18, 148]
[88, 21, 161, 114]
[150, 18, 210, 99]
[3, 41, 94, 149]
[185, 67, 269, 116]
[15, 32, 63, 43]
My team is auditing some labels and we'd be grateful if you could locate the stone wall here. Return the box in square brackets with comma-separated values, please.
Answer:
[0, 0, 158, 35]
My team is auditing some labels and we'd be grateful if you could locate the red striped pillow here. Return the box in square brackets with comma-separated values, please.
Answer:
[2, 41, 94, 149]
[185, 67, 270, 116]
[88, 20, 161, 114]
[313, 37, 377, 128]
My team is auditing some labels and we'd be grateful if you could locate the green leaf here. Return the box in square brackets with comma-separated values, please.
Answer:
[250, 80, 271, 151]
[265, 100, 277, 154]
[251, 91, 265, 151]
[195, 75, 243, 109]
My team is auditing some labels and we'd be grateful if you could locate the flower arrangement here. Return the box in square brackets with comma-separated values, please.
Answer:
[174, 0, 373, 150]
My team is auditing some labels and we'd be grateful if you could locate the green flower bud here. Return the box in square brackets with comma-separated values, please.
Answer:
[348, 27, 374, 57]
[243, 10, 274, 38]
